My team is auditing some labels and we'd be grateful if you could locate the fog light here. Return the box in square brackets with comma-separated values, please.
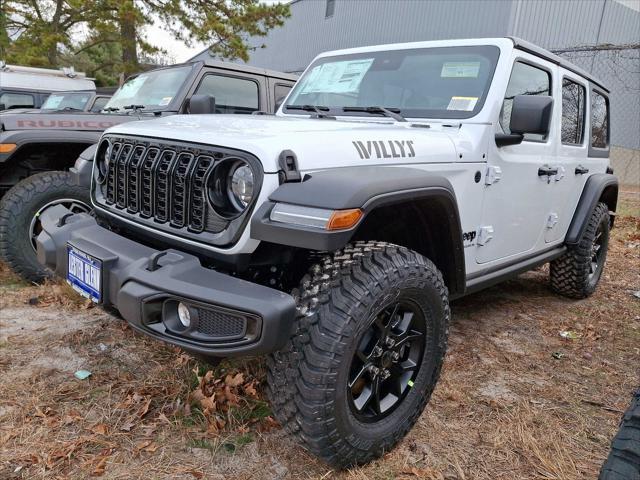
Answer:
[177, 302, 191, 327]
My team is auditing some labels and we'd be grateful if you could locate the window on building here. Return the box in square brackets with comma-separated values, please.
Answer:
[591, 90, 609, 149]
[561, 78, 586, 145]
[195, 74, 259, 114]
[0, 92, 35, 110]
[325, 0, 335, 18]
[500, 61, 551, 141]
[275, 84, 292, 109]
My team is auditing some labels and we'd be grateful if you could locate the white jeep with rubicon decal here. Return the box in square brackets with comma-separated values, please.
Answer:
[35, 37, 618, 468]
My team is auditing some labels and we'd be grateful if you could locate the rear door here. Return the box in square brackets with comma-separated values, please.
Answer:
[544, 71, 589, 243]
[476, 55, 558, 264]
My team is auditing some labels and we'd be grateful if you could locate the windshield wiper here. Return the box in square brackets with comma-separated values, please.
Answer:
[285, 104, 334, 119]
[123, 104, 145, 112]
[58, 107, 82, 111]
[103, 107, 120, 112]
[343, 106, 406, 122]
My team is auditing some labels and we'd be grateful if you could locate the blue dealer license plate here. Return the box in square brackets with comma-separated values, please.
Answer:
[67, 245, 102, 303]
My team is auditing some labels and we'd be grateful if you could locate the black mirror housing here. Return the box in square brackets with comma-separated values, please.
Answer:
[188, 95, 216, 114]
[509, 95, 553, 135]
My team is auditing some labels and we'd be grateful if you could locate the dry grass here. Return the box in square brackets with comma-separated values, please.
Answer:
[0, 192, 638, 479]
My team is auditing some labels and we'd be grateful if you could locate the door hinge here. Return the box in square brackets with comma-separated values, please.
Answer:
[485, 166, 502, 185]
[546, 213, 559, 229]
[554, 166, 565, 182]
[477, 226, 494, 246]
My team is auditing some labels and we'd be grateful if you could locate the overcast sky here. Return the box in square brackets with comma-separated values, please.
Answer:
[146, 0, 288, 63]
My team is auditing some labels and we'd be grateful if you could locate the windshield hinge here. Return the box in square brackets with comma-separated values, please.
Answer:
[485, 166, 502, 185]
[278, 150, 301, 183]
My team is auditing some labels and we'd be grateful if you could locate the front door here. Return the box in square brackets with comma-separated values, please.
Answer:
[476, 56, 558, 264]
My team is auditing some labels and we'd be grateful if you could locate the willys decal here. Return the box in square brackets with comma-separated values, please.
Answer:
[352, 140, 415, 160]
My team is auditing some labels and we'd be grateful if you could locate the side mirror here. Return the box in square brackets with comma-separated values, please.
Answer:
[188, 95, 216, 114]
[496, 95, 553, 147]
[0, 103, 5, 111]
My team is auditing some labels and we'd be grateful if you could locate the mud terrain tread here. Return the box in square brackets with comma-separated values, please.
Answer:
[267, 241, 449, 468]
[0, 171, 90, 283]
[550, 202, 610, 299]
[599, 390, 640, 480]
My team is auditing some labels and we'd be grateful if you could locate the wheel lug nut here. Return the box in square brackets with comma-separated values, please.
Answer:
[392, 352, 399, 361]
[385, 337, 395, 347]
[369, 365, 380, 375]
[372, 346, 383, 357]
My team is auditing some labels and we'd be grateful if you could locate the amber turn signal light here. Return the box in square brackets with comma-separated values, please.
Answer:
[0, 143, 17, 153]
[327, 208, 363, 231]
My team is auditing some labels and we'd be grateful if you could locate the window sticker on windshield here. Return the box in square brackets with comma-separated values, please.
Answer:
[447, 96, 478, 111]
[441, 62, 481, 78]
[299, 59, 374, 94]
[159, 96, 172, 106]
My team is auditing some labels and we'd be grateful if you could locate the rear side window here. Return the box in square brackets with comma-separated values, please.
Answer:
[0, 92, 35, 109]
[91, 96, 110, 112]
[195, 75, 259, 114]
[591, 90, 609, 148]
[561, 78, 586, 145]
[500, 62, 551, 141]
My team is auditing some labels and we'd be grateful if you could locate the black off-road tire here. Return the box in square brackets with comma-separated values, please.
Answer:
[550, 202, 610, 299]
[0, 171, 91, 283]
[599, 390, 640, 480]
[266, 241, 449, 468]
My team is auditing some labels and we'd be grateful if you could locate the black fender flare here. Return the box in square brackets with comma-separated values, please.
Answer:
[251, 166, 465, 294]
[70, 144, 98, 189]
[0, 129, 101, 165]
[565, 173, 618, 246]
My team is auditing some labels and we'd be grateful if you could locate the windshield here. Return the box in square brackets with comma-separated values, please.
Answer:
[41, 92, 93, 110]
[284, 45, 500, 119]
[104, 65, 193, 111]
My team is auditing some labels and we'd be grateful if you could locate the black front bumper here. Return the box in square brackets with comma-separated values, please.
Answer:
[36, 205, 297, 357]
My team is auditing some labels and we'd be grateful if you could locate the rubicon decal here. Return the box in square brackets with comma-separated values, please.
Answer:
[16, 120, 119, 129]
[352, 140, 415, 159]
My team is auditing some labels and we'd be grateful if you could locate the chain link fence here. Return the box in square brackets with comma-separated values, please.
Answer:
[555, 45, 640, 186]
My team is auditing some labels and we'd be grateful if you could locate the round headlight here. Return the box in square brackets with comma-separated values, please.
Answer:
[96, 140, 110, 183]
[230, 164, 254, 209]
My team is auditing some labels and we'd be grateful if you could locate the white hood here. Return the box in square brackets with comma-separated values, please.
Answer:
[106, 114, 459, 173]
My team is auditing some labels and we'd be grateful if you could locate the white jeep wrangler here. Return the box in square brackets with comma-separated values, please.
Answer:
[36, 37, 618, 468]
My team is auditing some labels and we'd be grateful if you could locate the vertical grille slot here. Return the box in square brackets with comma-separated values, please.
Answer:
[140, 148, 160, 217]
[170, 152, 195, 228]
[126, 145, 146, 213]
[105, 142, 122, 204]
[115, 144, 133, 208]
[153, 150, 176, 223]
[189, 155, 214, 232]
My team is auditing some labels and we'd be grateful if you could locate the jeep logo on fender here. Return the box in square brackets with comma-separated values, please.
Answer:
[352, 140, 415, 160]
[16, 120, 118, 129]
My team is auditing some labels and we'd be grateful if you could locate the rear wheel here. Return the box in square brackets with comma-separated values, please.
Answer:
[267, 241, 449, 468]
[550, 202, 610, 299]
[0, 171, 91, 282]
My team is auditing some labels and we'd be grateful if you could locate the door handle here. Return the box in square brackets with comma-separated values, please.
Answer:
[538, 166, 558, 177]
[575, 165, 589, 175]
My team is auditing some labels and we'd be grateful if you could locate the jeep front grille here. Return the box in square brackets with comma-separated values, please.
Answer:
[95, 136, 260, 239]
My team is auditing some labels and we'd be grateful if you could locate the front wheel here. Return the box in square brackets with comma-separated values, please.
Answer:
[0, 171, 91, 282]
[267, 242, 449, 468]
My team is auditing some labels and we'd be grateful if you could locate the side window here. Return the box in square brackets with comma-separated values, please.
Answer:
[500, 61, 551, 141]
[561, 78, 586, 145]
[591, 90, 609, 149]
[90, 97, 110, 112]
[195, 75, 259, 114]
[274, 84, 292, 110]
[0, 92, 35, 109]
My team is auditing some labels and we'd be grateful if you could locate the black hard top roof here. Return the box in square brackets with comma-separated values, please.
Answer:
[509, 37, 609, 93]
